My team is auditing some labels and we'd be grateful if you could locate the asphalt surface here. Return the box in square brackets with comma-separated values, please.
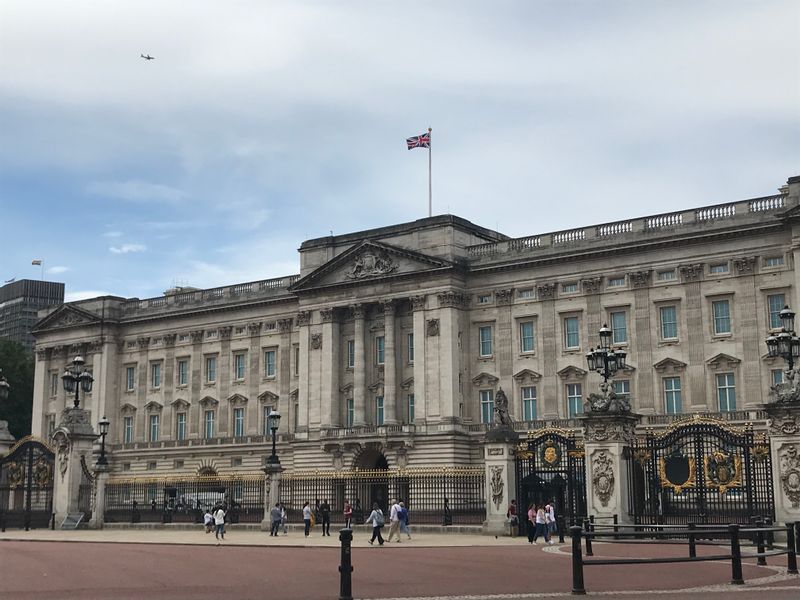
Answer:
[1, 538, 798, 600]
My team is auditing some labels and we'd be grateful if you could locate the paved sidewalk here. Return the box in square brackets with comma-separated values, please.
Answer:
[0, 526, 525, 547]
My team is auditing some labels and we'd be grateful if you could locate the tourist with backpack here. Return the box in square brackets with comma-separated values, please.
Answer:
[365, 502, 385, 545]
[398, 501, 411, 540]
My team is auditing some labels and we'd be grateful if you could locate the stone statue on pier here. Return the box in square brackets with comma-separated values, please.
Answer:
[586, 380, 631, 414]
[770, 368, 800, 404]
[493, 388, 512, 427]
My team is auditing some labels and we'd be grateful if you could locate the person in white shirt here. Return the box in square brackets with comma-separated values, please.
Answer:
[302, 501, 312, 537]
[546, 502, 557, 541]
[213, 505, 226, 540]
[387, 499, 402, 543]
[365, 503, 385, 546]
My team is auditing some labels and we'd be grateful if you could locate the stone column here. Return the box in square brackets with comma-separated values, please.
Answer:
[88, 464, 108, 529]
[764, 401, 800, 528]
[218, 326, 233, 436]
[320, 308, 340, 428]
[352, 304, 367, 426]
[382, 300, 398, 424]
[51, 407, 97, 526]
[261, 464, 285, 531]
[538, 284, 559, 418]
[482, 426, 520, 535]
[189, 330, 204, 437]
[581, 412, 640, 524]
[410, 295, 427, 424]
[296, 311, 311, 434]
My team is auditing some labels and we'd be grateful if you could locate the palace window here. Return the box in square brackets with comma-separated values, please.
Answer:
[123, 416, 134, 443]
[346, 340, 355, 368]
[479, 326, 493, 357]
[408, 394, 415, 423]
[664, 377, 682, 414]
[50, 372, 59, 396]
[375, 396, 384, 426]
[205, 356, 217, 383]
[520, 321, 535, 353]
[657, 269, 677, 281]
[294, 346, 300, 376]
[262, 405, 275, 436]
[346, 399, 354, 428]
[233, 353, 246, 380]
[477, 294, 492, 304]
[610, 311, 627, 344]
[407, 333, 414, 363]
[659, 305, 678, 340]
[233, 407, 245, 437]
[149, 414, 160, 442]
[176, 413, 186, 441]
[564, 317, 580, 349]
[151, 363, 161, 389]
[608, 276, 626, 287]
[204, 410, 215, 438]
[768, 293, 786, 329]
[518, 288, 535, 299]
[522, 386, 537, 421]
[264, 349, 277, 377]
[177, 359, 188, 386]
[126, 366, 135, 391]
[567, 383, 583, 418]
[764, 256, 784, 268]
[709, 263, 729, 274]
[375, 336, 385, 365]
[562, 282, 578, 294]
[480, 390, 494, 424]
[613, 380, 630, 405]
[772, 369, 784, 386]
[716, 373, 736, 412]
[712, 300, 731, 335]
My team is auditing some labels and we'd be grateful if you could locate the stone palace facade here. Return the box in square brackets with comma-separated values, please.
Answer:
[30, 175, 800, 479]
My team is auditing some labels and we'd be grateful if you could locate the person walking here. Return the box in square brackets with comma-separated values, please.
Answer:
[269, 503, 282, 536]
[534, 504, 551, 544]
[387, 499, 402, 543]
[213, 504, 226, 541]
[280, 502, 288, 535]
[320, 499, 331, 536]
[343, 500, 353, 529]
[398, 501, 411, 540]
[506, 499, 518, 537]
[546, 501, 557, 542]
[302, 501, 312, 537]
[526, 503, 536, 544]
[203, 509, 214, 534]
[365, 502, 385, 546]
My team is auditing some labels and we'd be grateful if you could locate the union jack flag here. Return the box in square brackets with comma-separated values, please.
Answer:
[406, 132, 431, 150]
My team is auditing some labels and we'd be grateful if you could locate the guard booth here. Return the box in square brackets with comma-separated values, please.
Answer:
[0, 438, 55, 530]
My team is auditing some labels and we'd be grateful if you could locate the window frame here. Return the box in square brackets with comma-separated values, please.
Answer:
[566, 383, 583, 418]
[233, 407, 245, 437]
[123, 416, 134, 443]
[522, 385, 537, 421]
[768, 293, 786, 330]
[375, 336, 385, 365]
[519, 320, 535, 354]
[150, 362, 161, 389]
[711, 299, 732, 336]
[149, 413, 160, 442]
[610, 310, 628, 345]
[204, 409, 215, 438]
[233, 352, 246, 380]
[264, 349, 277, 378]
[126, 366, 135, 392]
[346, 398, 354, 428]
[716, 372, 736, 412]
[346, 340, 355, 369]
[407, 333, 414, 363]
[407, 393, 415, 423]
[375, 396, 384, 426]
[478, 325, 494, 358]
[176, 412, 187, 441]
[177, 359, 188, 386]
[479, 389, 494, 424]
[205, 355, 217, 383]
[663, 377, 682, 414]
[564, 316, 580, 350]
[659, 305, 679, 340]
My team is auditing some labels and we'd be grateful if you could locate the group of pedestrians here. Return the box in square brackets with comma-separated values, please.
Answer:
[268, 502, 289, 536]
[366, 498, 411, 545]
[202, 504, 228, 541]
[524, 500, 557, 544]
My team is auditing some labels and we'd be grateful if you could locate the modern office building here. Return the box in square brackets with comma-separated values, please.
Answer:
[0, 279, 64, 352]
[29, 175, 799, 480]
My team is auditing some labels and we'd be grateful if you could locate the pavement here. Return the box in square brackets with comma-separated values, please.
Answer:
[0, 527, 798, 599]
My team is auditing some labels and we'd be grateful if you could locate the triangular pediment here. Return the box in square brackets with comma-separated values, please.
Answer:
[472, 372, 499, 387]
[199, 396, 218, 408]
[513, 369, 542, 384]
[120, 403, 137, 414]
[227, 393, 248, 406]
[258, 390, 279, 403]
[289, 240, 456, 293]
[33, 304, 102, 333]
[368, 378, 385, 392]
[706, 353, 741, 369]
[400, 376, 414, 390]
[144, 400, 163, 412]
[171, 398, 190, 410]
[557, 365, 588, 379]
[653, 357, 687, 373]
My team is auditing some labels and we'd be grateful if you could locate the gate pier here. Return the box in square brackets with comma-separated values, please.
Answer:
[764, 400, 800, 528]
[482, 425, 519, 535]
[52, 407, 98, 527]
[582, 413, 640, 524]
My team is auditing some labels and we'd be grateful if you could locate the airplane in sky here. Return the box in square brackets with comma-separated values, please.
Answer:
[140, 53, 155, 61]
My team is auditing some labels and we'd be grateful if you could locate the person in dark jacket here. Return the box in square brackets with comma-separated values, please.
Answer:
[320, 499, 331, 536]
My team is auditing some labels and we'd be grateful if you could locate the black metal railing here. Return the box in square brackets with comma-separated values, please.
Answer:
[569, 521, 798, 595]
[279, 467, 485, 526]
[104, 474, 264, 524]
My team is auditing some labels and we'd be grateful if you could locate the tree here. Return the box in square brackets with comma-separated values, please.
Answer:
[0, 340, 35, 440]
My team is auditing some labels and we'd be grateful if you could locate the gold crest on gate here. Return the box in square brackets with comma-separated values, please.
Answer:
[704, 451, 742, 495]
[539, 439, 562, 468]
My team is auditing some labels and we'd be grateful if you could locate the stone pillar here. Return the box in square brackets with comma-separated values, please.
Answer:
[352, 304, 367, 426]
[261, 464, 285, 531]
[88, 465, 109, 529]
[51, 407, 98, 526]
[581, 412, 640, 524]
[382, 300, 398, 424]
[410, 295, 427, 424]
[296, 311, 311, 434]
[320, 308, 340, 428]
[764, 401, 800, 528]
[482, 426, 520, 535]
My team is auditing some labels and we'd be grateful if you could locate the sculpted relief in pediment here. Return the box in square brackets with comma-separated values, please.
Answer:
[345, 251, 398, 280]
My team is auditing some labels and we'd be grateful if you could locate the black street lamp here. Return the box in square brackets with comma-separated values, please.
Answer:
[0, 369, 9, 402]
[97, 415, 110, 467]
[765, 305, 800, 370]
[267, 409, 282, 465]
[61, 356, 94, 409]
[586, 323, 627, 383]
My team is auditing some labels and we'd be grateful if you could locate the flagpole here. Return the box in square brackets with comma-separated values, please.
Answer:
[428, 127, 432, 217]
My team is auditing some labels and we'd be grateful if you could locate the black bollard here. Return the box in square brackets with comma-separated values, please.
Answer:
[787, 522, 798, 575]
[339, 527, 354, 600]
[613, 514, 619, 540]
[729, 524, 744, 585]
[688, 522, 696, 558]
[570, 526, 586, 595]
[583, 518, 593, 557]
[756, 520, 766, 566]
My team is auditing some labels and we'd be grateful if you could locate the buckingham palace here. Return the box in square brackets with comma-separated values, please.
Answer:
[10, 174, 799, 531]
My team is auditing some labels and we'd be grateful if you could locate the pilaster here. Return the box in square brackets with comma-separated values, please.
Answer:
[764, 401, 800, 527]
[321, 307, 340, 428]
[88, 466, 108, 529]
[296, 311, 311, 432]
[352, 304, 367, 426]
[411, 296, 427, 424]
[482, 427, 520, 535]
[382, 300, 398, 424]
[52, 407, 97, 526]
[261, 464, 284, 531]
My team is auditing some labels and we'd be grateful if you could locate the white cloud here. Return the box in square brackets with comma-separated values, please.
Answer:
[65, 290, 111, 302]
[86, 180, 187, 203]
[102, 231, 123, 238]
[47, 266, 70, 274]
[109, 244, 147, 254]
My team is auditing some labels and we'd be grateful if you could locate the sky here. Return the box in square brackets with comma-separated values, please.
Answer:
[1, 0, 798, 302]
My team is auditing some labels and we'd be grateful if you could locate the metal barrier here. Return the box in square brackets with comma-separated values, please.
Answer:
[569, 522, 798, 595]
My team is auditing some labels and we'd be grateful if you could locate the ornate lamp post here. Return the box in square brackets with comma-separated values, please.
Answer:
[61, 356, 94, 409]
[765, 305, 800, 371]
[267, 409, 282, 465]
[96, 415, 110, 467]
[586, 324, 627, 383]
[0, 369, 9, 402]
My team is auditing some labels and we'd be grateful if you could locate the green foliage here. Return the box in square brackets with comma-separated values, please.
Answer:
[0, 340, 35, 439]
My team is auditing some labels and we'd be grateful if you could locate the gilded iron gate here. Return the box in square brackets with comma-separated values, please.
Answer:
[515, 430, 587, 533]
[627, 416, 774, 525]
[0, 438, 55, 531]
